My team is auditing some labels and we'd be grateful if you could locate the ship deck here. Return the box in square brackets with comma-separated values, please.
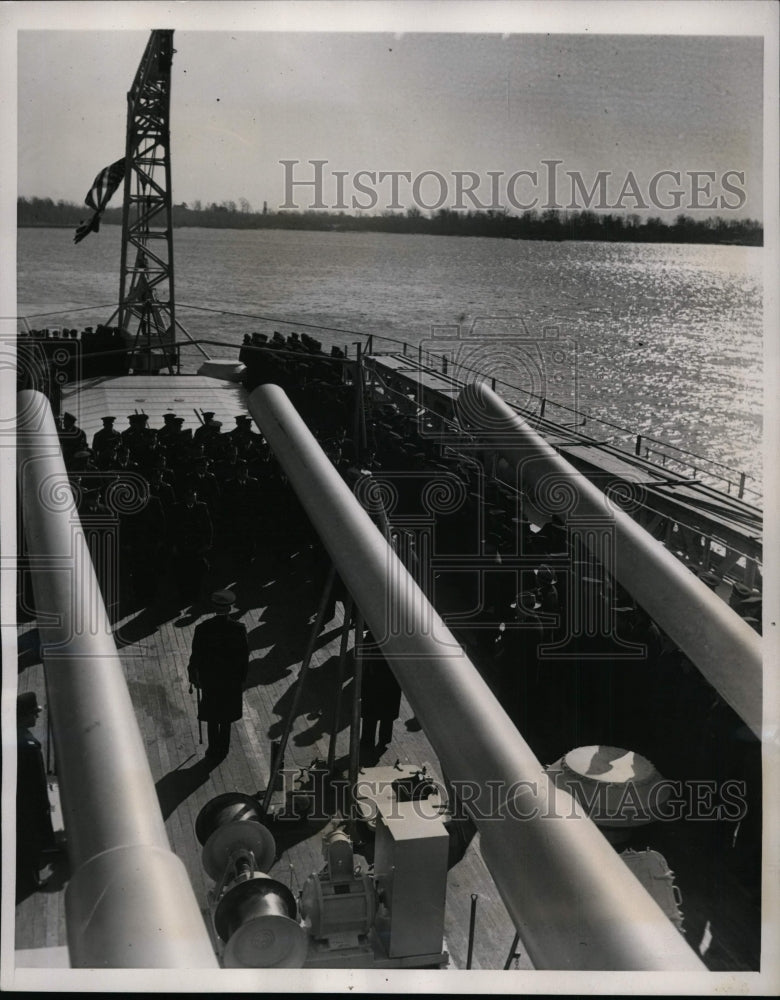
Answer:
[13, 361, 764, 976]
[15, 538, 523, 972]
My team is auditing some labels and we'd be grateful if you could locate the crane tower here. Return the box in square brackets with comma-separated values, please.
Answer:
[116, 29, 177, 373]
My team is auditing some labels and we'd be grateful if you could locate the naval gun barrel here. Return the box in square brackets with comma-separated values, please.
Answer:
[17, 390, 217, 968]
[248, 383, 705, 972]
[456, 380, 762, 739]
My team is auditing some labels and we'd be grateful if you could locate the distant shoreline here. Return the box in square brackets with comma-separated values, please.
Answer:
[17, 219, 763, 247]
[18, 193, 764, 247]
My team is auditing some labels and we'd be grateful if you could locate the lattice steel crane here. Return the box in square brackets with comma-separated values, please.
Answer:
[114, 29, 177, 373]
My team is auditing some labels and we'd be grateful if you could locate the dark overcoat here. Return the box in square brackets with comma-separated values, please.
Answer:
[17, 726, 56, 856]
[361, 656, 402, 722]
[187, 615, 249, 722]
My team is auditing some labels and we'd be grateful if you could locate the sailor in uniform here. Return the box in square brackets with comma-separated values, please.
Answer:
[213, 443, 241, 489]
[227, 414, 261, 458]
[147, 464, 176, 510]
[184, 455, 221, 513]
[156, 412, 179, 447]
[170, 485, 213, 605]
[193, 412, 223, 454]
[121, 413, 157, 464]
[122, 488, 166, 604]
[164, 416, 192, 469]
[58, 412, 88, 462]
[223, 460, 262, 562]
[91, 415, 121, 454]
[112, 444, 139, 473]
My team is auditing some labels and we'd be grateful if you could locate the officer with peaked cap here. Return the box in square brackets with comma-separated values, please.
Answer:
[92, 415, 121, 454]
[213, 442, 240, 489]
[227, 413, 261, 458]
[148, 464, 176, 510]
[58, 411, 88, 462]
[192, 412, 224, 460]
[187, 590, 249, 760]
[184, 455, 221, 512]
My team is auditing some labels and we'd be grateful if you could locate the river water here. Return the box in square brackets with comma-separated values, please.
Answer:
[18, 226, 763, 496]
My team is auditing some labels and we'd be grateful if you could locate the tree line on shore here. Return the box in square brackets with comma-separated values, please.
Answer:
[18, 196, 763, 246]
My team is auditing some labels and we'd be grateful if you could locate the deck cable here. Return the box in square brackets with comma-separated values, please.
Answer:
[177, 301, 376, 340]
[21, 302, 118, 319]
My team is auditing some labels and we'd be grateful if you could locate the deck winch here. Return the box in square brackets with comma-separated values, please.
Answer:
[214, 868, 307, 969]
[195, 771, 452, 969]
[195, 792, 277, 879]
[195, 793, 307, 968]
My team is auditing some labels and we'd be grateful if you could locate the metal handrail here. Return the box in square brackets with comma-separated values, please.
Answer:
[17, 332, 763, 516]
[458, 381, 762, 739]
[359, 329, 761, 498]
[18, 324, 760, 499]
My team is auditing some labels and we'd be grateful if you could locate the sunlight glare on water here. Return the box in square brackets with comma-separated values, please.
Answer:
[18, 227, 762, 493]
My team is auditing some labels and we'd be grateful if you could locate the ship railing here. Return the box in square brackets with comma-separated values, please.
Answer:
[19, 333, 763, 584]
[362, 362, 762, 592]
[20, 334, 762, 587]
[17, 322, 761, 504]
[360, 330, 762, 504]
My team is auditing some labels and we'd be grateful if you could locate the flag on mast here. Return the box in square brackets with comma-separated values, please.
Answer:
[74, 157, 126, 244]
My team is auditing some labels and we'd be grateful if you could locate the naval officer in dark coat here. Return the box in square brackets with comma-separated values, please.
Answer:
[359, 631, 402, 750]
[187, 590, 249, 760]
[16, 692, 57, 890]
[58, 412, 88, 463]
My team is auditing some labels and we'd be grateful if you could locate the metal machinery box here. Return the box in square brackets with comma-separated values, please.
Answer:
[373, 798, 449, 960]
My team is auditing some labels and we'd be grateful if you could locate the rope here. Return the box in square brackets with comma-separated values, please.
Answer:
[177, 301, 375, 340]
[22, 303, 118, 319]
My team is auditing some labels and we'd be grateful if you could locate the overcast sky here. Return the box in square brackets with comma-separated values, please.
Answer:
[12, 8, 768, 219]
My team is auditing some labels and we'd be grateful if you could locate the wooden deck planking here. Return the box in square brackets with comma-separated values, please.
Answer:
[17, 357, 654, 970]
[561, 442, 669, 485]
[60, 375, 248, 443]
[16, 558, 524, 968]
[187, 569, 518, 969]
[14, 351, 764, 973]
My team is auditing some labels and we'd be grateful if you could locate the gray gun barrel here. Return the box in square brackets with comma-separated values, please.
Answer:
[17, 390, 217, 968]
[456, 380, 762, 739]
[248, 383, 704, 971]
